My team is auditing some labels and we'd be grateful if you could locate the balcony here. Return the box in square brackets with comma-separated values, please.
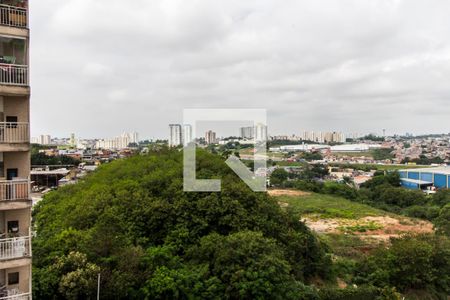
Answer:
[0, 236, 30, 261]
[0, 4, 27, 28]
[0, 180, 29, 201]
[0, 65, 27, 86]
[0, 291, 30, 300]
[0, 123, 29, 144]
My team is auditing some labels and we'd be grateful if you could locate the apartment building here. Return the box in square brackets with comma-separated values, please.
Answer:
[205, 130, 216, 145]
[182, 125, 192, 147]
[0, 0, 32, 299]
[169, 124, 182, 147]
[240, 124, 268, 142]
[95, 132, 139, 150]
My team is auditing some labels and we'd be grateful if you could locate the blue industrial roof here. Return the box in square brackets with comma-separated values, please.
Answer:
[400, 178, 433, 185]
[400, 166, 450, 175]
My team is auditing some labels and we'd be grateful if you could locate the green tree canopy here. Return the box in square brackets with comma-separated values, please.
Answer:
[33, 150, 331, 299]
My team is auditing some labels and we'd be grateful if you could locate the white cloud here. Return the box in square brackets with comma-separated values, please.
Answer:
[30, 0, 450, 138]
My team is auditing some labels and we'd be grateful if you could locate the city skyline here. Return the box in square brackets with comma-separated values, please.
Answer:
[30, 0, 450, 138]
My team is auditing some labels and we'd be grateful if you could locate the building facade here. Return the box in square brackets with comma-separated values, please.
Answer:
[182, 124, 192, 147]
[95, 132, 139, 150]
[399, 167, 450, 190]
[169, 124, 182, 147]
[205, 130, 216, 145]
[240, 124, 267, 142]
[254, 123, 267, 142]
[0, 0, 32, 298]
[240, 126, 254, 139]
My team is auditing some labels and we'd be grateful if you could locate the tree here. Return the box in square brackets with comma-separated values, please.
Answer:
[360, 172, 400, 189]
[300, 152, 323, 161]
[432, 190, 450, 208]
[270, 168, 289, 186]
[371, 148, 394, 161]
[187, 231, 301, 299]
[31, 152, 80, 166]
[33, 150, 330, 299]
[34, 252, 100, 300]
[434, 204, 450, 236]
[354, 234, 450, 295]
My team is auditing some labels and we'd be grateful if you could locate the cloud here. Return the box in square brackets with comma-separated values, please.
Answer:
[30, 0, 450, 138]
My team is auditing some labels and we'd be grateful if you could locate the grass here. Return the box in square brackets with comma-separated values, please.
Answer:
[320, 234, 377, 259]
[275, 193, 384, 219]
[239, 148, 254, 155]
[337, 221, 383, 234]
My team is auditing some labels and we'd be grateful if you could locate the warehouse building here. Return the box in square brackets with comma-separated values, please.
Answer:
[399, 167, 450, 190]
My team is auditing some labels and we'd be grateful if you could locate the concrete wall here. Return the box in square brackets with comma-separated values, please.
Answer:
[1, 265, 30, 293]
[2, 152, 30, 179]
[2, 96, 29, 123]
[0, 209, 29, 235]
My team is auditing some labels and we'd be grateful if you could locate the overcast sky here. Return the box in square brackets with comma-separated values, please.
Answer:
[30, 0, 450, 139]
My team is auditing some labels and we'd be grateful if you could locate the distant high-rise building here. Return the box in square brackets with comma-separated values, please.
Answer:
[169, 124, 182, 147]
[183, 124, 192, 146]
[240, 124, 267, 141]
[32, 134, 52, 145]
[255, 123, 267, 142]
[0, 0, 33, 295]
[70, 133, 76, 146]
[132, 132, 139, 144]
[300, 131, 346, 143]
[41, 135, 51, 145]
[205, 130, 217, 145]
[240, 126, 254, 139]
[95, 132, 140, 149]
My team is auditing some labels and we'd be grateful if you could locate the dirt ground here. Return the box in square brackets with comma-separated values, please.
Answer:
[268, 189, 311, 197]
[304, 215, 434, 242]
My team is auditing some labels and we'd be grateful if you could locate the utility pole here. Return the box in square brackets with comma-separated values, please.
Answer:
[97, 273, 101, 300]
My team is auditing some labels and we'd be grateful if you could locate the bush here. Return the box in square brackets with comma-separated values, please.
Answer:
[354, 234, 450, 295]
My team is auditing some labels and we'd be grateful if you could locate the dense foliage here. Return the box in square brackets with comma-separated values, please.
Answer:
[31, 152, 80, 166]
[298, 152, 323, 161]
[33, 150, 331, 299]
[370, 148, 394, 161]
[401, 155, 445, 165]
[355, 234, 450, 297]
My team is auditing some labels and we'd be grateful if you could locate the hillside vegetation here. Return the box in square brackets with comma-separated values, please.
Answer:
[33, 150, 330, 299]
[32, 150, 450, 299]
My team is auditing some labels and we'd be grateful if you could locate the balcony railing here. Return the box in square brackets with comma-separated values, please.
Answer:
[0, 64, 27, 86]
[0, 4, 27, 28]
[0, 180, 29, 201]
[0, 122, 29, 143]
[0, 291, 30, 300]
[0, 236, 30, 260]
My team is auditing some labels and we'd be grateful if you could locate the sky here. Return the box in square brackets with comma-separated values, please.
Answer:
[30, 0, 450, 139]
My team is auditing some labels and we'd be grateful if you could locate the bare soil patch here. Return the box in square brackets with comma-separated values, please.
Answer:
[304, 215, 434, 242]
[268, 189, 311, 197]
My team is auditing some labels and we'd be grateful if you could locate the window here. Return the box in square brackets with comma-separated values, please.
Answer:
[0, 37, 26, 65]
[7, 220, 19, 234]
[5, 116, 17, 128]
[7, 272, 19, 285]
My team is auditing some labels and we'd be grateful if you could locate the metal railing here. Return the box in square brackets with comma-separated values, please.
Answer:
[0, 4, 27, 28]
[0, 64, 28, 86]
[0, 122, 29, 143]
[0, 292, 31, 300]
[0, 180, 29, 201]
[0, 236, 30, 260]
